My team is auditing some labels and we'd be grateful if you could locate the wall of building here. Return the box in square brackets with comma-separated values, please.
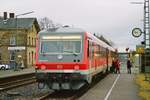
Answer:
[26, 24, 37, 67]
[0, 25, 37, 68]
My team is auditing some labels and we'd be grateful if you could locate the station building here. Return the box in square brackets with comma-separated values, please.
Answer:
[0, 12, 40, 68]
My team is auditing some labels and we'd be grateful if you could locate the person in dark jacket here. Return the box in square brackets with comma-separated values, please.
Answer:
[111, 58, 115, 73]
[115, 58, 120, 74]
[127, 59, 132, 74]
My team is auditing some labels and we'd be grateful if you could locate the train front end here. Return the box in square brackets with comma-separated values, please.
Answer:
[35, 28, 88, 90]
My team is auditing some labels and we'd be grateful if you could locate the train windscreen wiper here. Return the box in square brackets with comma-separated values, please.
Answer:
[63, 50, 78, 56]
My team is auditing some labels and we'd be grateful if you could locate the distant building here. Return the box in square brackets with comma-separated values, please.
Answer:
[0, 12, 40, 68]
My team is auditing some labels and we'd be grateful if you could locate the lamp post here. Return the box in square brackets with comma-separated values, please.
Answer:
[16, 11, 34, 17]
[14, 11, 34, 71]
[15, 11, 34, 36]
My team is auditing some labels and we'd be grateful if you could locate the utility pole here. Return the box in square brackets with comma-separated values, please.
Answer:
[144, 0, 150, 49]
[143, 0, 150, 72]
[131, 0, 150, 72]
[15, 11, 34, 38]
[14, 11, 34, 71]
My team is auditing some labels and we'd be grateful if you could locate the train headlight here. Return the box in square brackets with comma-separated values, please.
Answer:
[74, 65, 80, 70]
[41, 65, 46, 70]
[35, 66, 39, 70]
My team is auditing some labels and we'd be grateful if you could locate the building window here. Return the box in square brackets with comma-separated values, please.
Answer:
[29, 52, 30, 64]
[32, 25, 34, 32]
[10, 52, 15, 60]
[32, 37, 33, 46]
[35, 38, 36, 46]
[34, 52, 36, 59]
[29, 37, 30, 45]
[32, 51, 34, 65]
[10, 37, 16, 45]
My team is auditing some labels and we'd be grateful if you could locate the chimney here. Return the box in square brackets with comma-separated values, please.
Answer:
[9, 13, 15, 18]
[4, 12, 7, 20]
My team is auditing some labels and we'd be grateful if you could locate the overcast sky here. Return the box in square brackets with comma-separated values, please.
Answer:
[0, 0, 144, 52]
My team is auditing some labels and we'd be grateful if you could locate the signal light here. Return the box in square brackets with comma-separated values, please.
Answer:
[35, 66, 39, 70]
[141, 41, 145, 45]
[126, 48, 129, 52]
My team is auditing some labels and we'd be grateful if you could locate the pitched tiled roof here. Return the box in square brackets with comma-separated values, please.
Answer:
[0, 18, 40, 32]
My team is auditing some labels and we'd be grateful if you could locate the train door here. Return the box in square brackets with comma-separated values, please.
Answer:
[88, 40, 92, 70]
[106, 48, 109, 72]
[87, 40, 93, 84]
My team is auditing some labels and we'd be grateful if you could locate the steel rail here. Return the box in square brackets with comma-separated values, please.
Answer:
[35, 73, 108, 100]
[0, 73, 36, 92]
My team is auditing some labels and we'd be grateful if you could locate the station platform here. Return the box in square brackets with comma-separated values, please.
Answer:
[79, 74, 141, 100]
[0, 67, 35, 78]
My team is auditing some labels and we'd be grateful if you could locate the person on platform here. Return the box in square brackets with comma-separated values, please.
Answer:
[111, 58, 115, 73]
[127, 58, 132, 74]
[115, 58, 120, 74]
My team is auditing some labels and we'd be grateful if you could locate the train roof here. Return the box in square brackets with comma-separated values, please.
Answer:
[38, 27, 115, 52]
[39, 27, 85, 34]
[87, 32, 115, 52]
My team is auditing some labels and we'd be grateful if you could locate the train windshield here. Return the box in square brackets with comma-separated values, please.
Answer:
[40, 35, 82, 54]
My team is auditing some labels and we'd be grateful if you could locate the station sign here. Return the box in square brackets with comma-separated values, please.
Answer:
[136, 45, 144, 54]
[8, 47, 26, 50]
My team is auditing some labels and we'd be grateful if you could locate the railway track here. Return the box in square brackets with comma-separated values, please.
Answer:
[35, 90, 80, 100]
[36, 73, 108, 100]
[36, 92, 51, 100]
[0, 73, 36, 92]
[0, 73, 108, 99]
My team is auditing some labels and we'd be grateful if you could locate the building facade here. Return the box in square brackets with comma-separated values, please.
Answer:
[0, 15, 40, 68]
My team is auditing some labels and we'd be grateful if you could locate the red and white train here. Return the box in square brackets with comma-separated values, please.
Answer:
[35, 27, 116, 90]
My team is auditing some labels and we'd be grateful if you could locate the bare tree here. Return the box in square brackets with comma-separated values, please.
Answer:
[38, 17, 62, 30]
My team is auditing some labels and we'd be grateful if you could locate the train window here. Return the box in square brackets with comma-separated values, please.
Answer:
[99, 46, 106, 57]
[40, 35, 82, 54]
[92, 43, 95, 57]
[41, 41, 60, 53]
[63, 41, 81, 53]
